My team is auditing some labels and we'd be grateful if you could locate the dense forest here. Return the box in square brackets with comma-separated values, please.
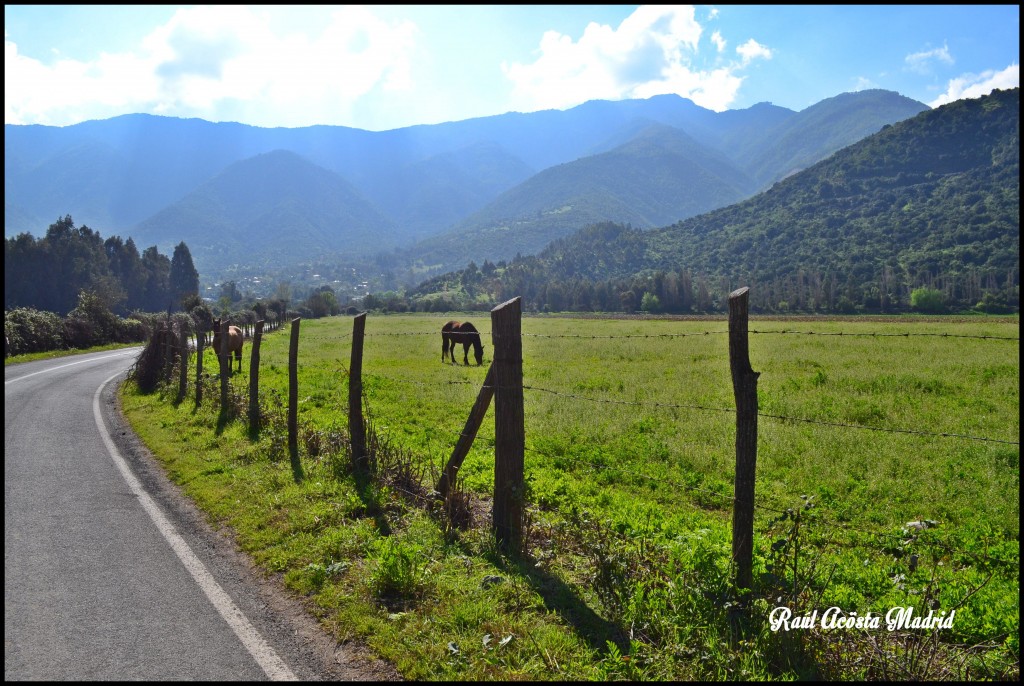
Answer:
[4, 215, 198, 316]
[4, 216, 204, 356]
[403, 89, 1020, 315]
[2, 214, 352, 356]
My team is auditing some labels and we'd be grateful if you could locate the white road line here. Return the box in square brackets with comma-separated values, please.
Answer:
[5, 349, 140, 385]
[93, 371, 297, 681]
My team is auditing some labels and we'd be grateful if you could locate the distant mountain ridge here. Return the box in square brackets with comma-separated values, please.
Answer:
[402, 123, 760, 271]
[399, 90, 929, 275]
[5, 90, 928, 278]
[410, 88, 1019, 313]
[132, 150, 397, 270]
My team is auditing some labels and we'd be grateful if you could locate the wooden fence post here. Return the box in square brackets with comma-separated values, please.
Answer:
[288, 317, 301, 462]
[162, 324, 175, 382]
[218, 320, 230, 411]
[177, 325, 188, 403]
[349, 312, 367, 471]
[491, 297, 525, 552]
[728, 287, 760, 591]
[436, 365, 494, 499]
[249, 320, 264, 431]
[195, 327, 204, 406]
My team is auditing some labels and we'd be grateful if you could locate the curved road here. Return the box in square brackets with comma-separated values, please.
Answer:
[5, 349, 395, 681]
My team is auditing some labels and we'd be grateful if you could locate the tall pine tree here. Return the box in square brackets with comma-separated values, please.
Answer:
[168, 241, 200, 311]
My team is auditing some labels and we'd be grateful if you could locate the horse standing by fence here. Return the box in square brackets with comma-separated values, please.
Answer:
[212, 319, 244, 373]
[441, 321, 484, 366]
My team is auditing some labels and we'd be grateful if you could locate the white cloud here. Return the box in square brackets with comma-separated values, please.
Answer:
[4, 6, 418, 127]
[502, 5, 770, 113]
[905, 42, 954, 74]
[710, 30, 726, 53]
[929, 63, 1019, 107]
[736, 39, 771, 65]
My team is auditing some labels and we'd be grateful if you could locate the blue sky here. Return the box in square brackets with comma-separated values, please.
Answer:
[4, 5, 1019, 130]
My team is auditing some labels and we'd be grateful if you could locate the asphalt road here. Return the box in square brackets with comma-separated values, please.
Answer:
[4, 349, 397, 681]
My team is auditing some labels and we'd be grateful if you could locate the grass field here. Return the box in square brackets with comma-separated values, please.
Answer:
[120, 312, 1019, 680]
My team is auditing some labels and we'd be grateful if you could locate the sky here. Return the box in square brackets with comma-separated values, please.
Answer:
[4, 5, 1019, 131]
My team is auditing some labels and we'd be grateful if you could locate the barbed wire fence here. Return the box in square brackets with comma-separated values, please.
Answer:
[358, 367, 1019, 570]
[150, 298, 1019, 583]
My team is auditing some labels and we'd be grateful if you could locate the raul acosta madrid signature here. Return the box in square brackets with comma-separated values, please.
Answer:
[769, 606, 955, 632]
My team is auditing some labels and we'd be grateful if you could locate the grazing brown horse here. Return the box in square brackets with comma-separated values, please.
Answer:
[441, 321, 484, 365]
[211, 318, 244, 373]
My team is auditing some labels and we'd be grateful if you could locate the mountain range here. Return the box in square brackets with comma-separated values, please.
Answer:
[6, 90, 928, 283]
[409, 87, 1019, 313]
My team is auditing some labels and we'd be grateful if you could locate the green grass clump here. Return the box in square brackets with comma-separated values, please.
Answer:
[120, 312, 1019, 680]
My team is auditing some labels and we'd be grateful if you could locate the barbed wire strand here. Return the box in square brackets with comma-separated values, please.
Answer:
[355, 371, 1018, 445]
[185, 321, 1019, 568]
[351, 368, 1019, 569]
[201, 355, 1018, 570]
[308, 329, 1018, 341]
[749, 329, 1019, 341]
[512, 383, 1018, 445]
[184, 339, 1018, 446]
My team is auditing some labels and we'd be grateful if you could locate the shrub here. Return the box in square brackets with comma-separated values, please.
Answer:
[116, 318, 149, 343]
[4, 307, 66, 354]
[61, 314, 95, 349]
[974, 291, 1013, 314]
[66, 290, 120, 344]
[370, 537, 426, 603]
[640, 292, 662, 313]
[910, 287, 946, 313]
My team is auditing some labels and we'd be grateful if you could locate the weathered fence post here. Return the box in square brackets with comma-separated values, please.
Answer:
[288, 317, 301, 463]
[249, 320, 264, 431]
[728, 287, 760, 591]
[195, 327, 204, 406]
[491, 297, 525, 552]
[349, 312, 368, 471]
[218, 319, 230, 411]
[162, 323, 175, 382]
[177, 324, 188, 403]
[437, 364, 495, 499]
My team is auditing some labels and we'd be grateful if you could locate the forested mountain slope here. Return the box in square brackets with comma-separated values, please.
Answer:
[398, 90, 927, 277]
[410, 88, 1019, 314]
[402, 124, 759, 271]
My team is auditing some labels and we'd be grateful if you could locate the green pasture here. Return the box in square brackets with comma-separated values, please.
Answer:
[120, 313, 1019, 680]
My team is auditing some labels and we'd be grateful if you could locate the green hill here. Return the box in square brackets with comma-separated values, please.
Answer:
[410, 88, 1019, 314]
[398, 91, 927, 278]
[744, 89, 930, 185]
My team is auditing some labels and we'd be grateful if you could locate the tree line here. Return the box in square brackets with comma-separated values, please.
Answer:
[390, 225, 1019, 316]
[4, 215, 355, 357]
[5, 215, 200, 316]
